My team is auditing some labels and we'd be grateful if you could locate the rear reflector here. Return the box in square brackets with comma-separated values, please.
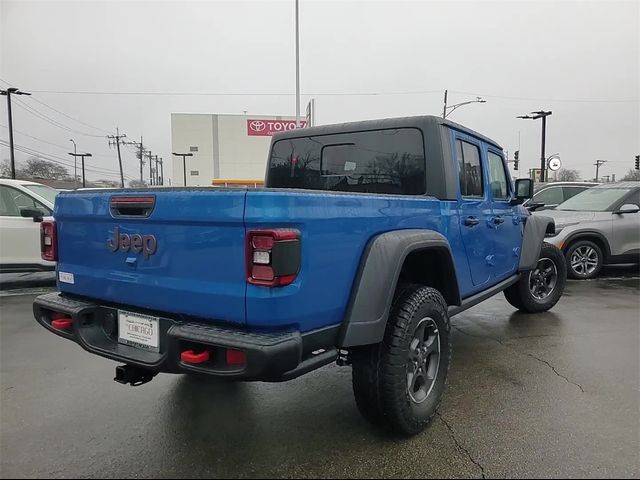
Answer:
[226, 349, 246, 366]
[180, 350, 210, 364]
[40, 220, 57, 262]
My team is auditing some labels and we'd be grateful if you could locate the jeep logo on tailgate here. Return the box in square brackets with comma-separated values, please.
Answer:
[107, 226, 157, 259]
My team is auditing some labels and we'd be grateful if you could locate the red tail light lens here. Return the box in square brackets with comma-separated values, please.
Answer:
[247, 229, 300, 287]
[41, 220, 57, 261]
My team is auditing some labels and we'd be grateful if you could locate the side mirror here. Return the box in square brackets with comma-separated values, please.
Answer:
[614, 204, 640, 215]
[20, 208, 45, 222]
[511, 178, 534, 205]
[527, 202, 546, 212]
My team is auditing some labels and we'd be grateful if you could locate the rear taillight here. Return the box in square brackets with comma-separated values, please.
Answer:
[41, 220, 57, 261]
[247, 229, 300, 287]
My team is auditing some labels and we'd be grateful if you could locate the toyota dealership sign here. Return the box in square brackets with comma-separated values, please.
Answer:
[247, 119, 307, 136]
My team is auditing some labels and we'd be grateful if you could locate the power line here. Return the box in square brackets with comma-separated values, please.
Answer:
[0, 139, 136, 178]
[11, 97, 106, 138]
[449, 90, 638, 104]
[17, 88, 639, 103]
[28, 96, 114, 135]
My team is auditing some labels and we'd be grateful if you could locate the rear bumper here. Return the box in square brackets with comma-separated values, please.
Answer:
[33, 292, 337, 381]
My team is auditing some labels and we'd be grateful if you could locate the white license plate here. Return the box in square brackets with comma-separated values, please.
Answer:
[118, 310, 160, 353]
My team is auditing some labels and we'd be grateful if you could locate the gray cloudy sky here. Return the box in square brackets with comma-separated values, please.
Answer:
[1, 0, 638, 183]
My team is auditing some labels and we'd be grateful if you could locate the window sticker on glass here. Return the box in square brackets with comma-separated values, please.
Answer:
[344, 161, 357, 172]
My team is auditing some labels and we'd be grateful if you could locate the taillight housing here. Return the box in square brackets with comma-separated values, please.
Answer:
[41, 220, 57, 261]
[247, 229, 300, 287]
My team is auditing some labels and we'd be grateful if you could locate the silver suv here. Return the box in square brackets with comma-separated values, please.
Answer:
[539, 182, 640, 279]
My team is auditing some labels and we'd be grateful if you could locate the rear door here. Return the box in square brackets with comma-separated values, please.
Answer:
[486, 148, 521, 279]
[54, 189, 248, 325]
[453, 134, 493, 289]
[610, 189, 640, 257]
[0, 185, 52, 269]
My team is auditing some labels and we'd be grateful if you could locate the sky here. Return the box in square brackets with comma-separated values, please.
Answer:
[1, 0, 638, 184]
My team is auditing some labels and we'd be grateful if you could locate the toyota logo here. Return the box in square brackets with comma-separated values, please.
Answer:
[250, 120, 266, 132]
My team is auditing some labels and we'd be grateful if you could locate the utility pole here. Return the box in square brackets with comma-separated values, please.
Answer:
[173, 152, 193, 187]
[594, 160, 607, 182]
[107, 128, 126, 188]
[518, 110, 552, 182]
[68, 152, 92, 188]
[153, 155, 159, 186]
[295, 0, 300, 128]
[158, 157, 164, 185]
[122, 136, 145, 184]
[1, 87, 31, 179]
[69, 139, 77, 187]
[442, 90, 448, 118]
[147, 151, 154, 185]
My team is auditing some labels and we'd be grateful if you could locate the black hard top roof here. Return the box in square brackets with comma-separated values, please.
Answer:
[271, 114, 503, 150]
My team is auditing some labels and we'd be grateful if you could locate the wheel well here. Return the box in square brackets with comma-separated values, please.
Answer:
[397, 248, 461, 306]
[563, 234, 610, 261]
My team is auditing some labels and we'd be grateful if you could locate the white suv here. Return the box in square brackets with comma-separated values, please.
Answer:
[0, 179, 58, 273]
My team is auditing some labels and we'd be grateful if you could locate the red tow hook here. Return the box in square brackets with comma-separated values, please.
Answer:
[181, 350, 210, 364]
[51, 312, 73, 330]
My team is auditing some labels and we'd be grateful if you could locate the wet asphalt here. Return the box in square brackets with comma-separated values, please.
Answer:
[1, 267, 638, 478]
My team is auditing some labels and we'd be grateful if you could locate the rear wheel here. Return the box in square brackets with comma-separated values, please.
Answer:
[351, 285, 451, 436]
[566, 240, 603, 279]
[504, 242, 566, 313]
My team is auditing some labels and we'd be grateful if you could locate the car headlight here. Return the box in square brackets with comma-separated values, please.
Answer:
[546, 223, 578, 238]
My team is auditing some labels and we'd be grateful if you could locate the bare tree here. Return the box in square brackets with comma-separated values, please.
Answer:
[621, 169, 640, 181]
[555, 169, 581, 182]
[18, 157, 69, 180]
[128, 179, 148, 188]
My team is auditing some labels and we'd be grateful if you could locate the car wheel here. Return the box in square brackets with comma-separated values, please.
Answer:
[504, 242, 567, 313]
[566, 240, 603, 280]
[351, 285, 451, 436]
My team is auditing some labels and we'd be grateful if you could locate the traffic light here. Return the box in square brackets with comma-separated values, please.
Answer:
[513, 150, 519, 170]
[635, 155, 639, 170]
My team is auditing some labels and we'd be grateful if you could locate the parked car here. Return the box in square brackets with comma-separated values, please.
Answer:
[540, 182, 640, 279]
[0, 179, 58, 273]
[524, 181, 599, 211]
[32, 115, 566, 436]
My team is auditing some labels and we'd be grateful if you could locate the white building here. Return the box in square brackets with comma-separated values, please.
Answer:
[170, 113, 307, 186]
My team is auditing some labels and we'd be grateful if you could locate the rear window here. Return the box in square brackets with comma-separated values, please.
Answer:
[267, 128, 426, 195]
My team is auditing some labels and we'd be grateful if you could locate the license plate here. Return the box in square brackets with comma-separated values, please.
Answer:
[118, 310, 160, 353]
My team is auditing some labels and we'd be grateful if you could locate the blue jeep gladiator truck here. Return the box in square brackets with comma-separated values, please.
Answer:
[33, 115, 566, 435]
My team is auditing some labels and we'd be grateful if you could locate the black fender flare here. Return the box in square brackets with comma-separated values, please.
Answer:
[338, 229, 460, 348]
[520, 215, 555, 271]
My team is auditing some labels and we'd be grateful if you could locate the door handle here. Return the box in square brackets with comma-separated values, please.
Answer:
[464, 216, 480, 227]
[493, 216, 505, 225]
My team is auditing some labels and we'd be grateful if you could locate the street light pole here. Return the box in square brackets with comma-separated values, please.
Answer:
[69, 139, 77, 187]
[295, 0, 300, 128]
[517, 110, 552, 182]
[68, 153, 92, 188]
[442, 91, 486, 119]
[1, 87, 32, 179]
[172, 152, 193, 187]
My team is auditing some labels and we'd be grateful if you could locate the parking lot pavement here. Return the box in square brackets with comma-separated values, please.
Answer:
[1, 273, 638, 479]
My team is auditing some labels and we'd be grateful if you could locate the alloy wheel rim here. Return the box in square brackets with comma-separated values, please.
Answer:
[407, 317, 441, 404]
[570, 246, 598, 276]
[528, 257, 558, 300]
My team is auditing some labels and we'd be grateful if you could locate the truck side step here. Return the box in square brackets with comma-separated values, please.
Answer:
[271, 349, 338, 382]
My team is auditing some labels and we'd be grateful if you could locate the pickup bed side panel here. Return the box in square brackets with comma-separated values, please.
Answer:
[244, 190, 472, 333]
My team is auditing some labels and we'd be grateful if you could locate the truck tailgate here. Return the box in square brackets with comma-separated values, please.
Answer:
[54, 189, 247, 325]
